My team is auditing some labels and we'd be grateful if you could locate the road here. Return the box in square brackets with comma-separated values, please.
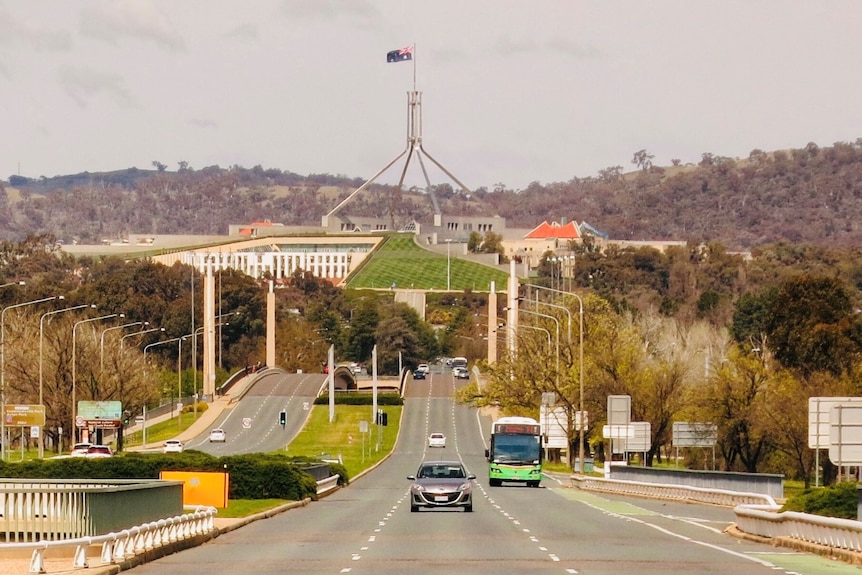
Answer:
[126, 369, 862, 575]
[184, 371, 326, 455]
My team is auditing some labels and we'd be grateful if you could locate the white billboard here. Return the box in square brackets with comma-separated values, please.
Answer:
[808, 397, 862, 449]
[828, 404, 862, 466]
[540, 404, 568, 449]
[673, 422, 718, 448]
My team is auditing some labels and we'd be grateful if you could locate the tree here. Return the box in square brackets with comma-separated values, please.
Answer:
[632, 149, 655, 171]
[765, 276, 861, 376]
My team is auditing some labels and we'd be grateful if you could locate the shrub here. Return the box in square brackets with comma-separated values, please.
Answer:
[781, 482, 858, 519]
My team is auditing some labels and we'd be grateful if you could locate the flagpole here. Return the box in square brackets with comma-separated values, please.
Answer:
[412, 43, 417, 92]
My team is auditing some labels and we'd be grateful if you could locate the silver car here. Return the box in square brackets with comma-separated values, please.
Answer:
[408, 460, 475, 512]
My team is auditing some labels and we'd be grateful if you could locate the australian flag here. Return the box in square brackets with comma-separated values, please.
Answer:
[386, 45, 413, 63]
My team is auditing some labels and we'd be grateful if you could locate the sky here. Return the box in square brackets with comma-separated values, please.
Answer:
[1, 1, 861, 192]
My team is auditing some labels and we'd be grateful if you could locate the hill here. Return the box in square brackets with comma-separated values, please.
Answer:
[3, 140, 862, 250]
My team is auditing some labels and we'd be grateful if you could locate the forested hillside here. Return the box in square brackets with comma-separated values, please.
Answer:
[4, 139, 862, 249]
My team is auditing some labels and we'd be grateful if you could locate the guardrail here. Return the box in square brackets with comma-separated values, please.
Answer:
[571, 475, 778, 507]
[734, 504, 862, 554]
[2, 505, 216, 574]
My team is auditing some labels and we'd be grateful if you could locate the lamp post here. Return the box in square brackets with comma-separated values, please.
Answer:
[0, 281, 25, 289]
[72, 313, 118, 445]
[519, 308, 560, 392]
[529, 283, 585, 473]
[144, 335, 188, 414]
[39, 303, 92, 457]
[120, 326, 164, 351]
[192, 321, 229, 413]
[100, 321, 144, 373]
[1, 295, 58, 461]
[40, 304, 91, 406]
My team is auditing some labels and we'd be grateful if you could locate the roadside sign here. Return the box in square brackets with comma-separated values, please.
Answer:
[4, 405, 46, 427]
[77, 400, 122, 428]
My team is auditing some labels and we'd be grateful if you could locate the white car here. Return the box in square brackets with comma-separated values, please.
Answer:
[428, 432, 446, 448]
[163, 439, 184, 453]
[70, 442, 91, 457]
[85, 445, 113, 458]
[416, 363, 430, 374]
[209, 428, 226, 443]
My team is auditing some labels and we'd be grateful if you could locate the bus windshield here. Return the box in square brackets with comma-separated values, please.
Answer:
[490, 434, 540, 464]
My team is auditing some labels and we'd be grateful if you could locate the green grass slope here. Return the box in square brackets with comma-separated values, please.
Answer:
[346, 235, 509, 292]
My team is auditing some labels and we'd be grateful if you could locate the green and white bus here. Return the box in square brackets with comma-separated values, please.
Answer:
[486, 416, 543, 487]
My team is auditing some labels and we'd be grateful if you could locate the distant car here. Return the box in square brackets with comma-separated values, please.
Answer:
[428, 432, 446, 448]
[70, 442, 91, 457]
[453, 366, 470, 380]
[209, 428, 226, 443]
[408, 460, 475, 512]
[85, 445, 112, 458]
[351, 363, 363, 374]
[413, 369, 426, 380]
[163, 439, 184, 453]
[417, 363, 430, 374]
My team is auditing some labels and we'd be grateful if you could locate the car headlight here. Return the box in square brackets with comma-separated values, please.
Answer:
[459, 482, 471, 492]
[412, 484, 425, 493]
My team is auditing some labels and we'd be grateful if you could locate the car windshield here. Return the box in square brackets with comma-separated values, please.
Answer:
[418, 465, 465, 479]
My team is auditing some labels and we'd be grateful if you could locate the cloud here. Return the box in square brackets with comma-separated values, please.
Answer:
[224, 23, 259, 42]
[79, 0, 184, 52]
[278, 0, 379, 23]
[58, 65, 135, 108]
[0, 4, 72, 52]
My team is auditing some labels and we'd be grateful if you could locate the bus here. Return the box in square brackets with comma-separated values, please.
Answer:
[485, 416, 543, 487]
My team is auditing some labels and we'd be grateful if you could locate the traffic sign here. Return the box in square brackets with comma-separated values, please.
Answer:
[4, 405, 46, 427]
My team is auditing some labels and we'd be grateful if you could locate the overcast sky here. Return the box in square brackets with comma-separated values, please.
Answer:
[2, 1, 860, 191]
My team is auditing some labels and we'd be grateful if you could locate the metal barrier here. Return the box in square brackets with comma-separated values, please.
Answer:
[734, 504, 862, 553]
[0, 479, 183, 542]
[2, 505, 216, 573]
[571, 475, 777, 507]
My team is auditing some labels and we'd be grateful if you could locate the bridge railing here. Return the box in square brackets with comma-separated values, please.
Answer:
[2, 505, 216, 574]
[571, 475, 778, 507]
[734, 504, 862, 554]
[0, 479, 183, 543]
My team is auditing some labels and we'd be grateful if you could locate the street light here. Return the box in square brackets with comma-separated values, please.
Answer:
[0, 281, 25, 289]
[72, 313, 118, 444]
[39, 302, 93, 458]
[1, 295, 59, 460]
[143, 336, 185, 417]
[519, 308, 560, 391]
[100, 321, 145, 373]
[40, 303, 92, 406]
[529, 283, 585, 473]
[121, 326, 165, 351]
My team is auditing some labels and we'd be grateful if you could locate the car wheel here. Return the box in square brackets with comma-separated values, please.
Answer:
[489, 479, 501, 487]
[529, 481, 540, 488]
[464, 504, 473, 512]
[410, 504, 418, 513]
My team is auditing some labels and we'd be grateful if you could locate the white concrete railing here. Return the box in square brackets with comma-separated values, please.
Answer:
[572, 475, 778, 507]
[317, 475, 340, 496]
[0, 505, 216, 574]
[734, 504, 862, 553]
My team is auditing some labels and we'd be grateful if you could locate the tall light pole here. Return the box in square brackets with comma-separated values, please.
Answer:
[143, 335, 186, 417]
[100, 321, 144, 373]
[120, 326, 164, 351]
[72, 313, 118, 445]
[519, 308, 560, 391]
[39, 303, 92, 457]
[39, 303, 92, 406]
[0, 280, 25, 289]
[529, 283, 585, 473]
[1, 295, 58, 461]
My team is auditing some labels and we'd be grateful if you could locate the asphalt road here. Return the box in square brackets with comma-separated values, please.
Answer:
[184, 370, 326, 455]
[125, 370, 862, 575]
